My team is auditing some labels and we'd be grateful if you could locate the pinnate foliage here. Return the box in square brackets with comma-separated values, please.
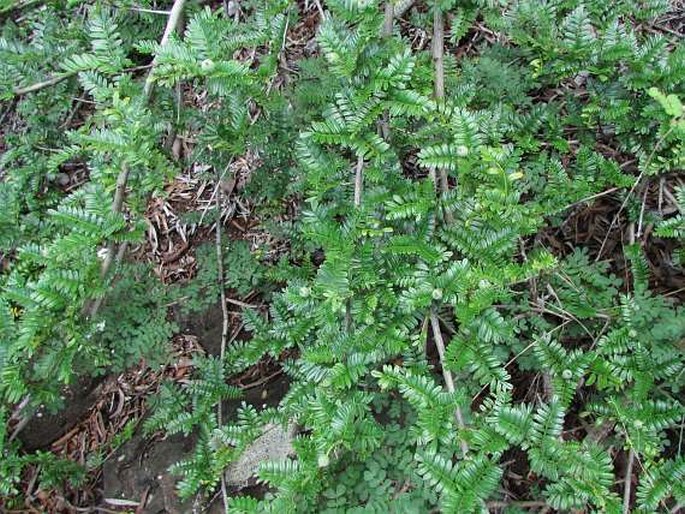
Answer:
[0, 0, 684, 512]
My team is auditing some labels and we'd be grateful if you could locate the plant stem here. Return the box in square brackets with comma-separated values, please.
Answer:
[377, 1, 394, 141]
[393, 0, 414, 18]
[346, 154, 366, 332]
[431, 1, 452, 221]
[101, 163, 130, 280]
[86, 163, 130, 318]
[214, 166, 231, 514]
[487, 500, 548, 509]
[73, 0, 189, 359]
[13, 72, 76, 97]
[432, 4, 445, 102]
[90, 0, 186, 318]
[143, 0, 187, 99]
[354, 153, 364, 207]
[623, 449, 635, 514]
[382, 1, 394, 37]
[429, 311, 469, 456]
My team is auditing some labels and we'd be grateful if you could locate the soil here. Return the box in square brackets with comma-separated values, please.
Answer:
[17, 300, 289, 513]
[100, 377, 289, 513]
[102, 432, 198, 514]
[20, 375, 105, 452]
[100, 373, 290, 514]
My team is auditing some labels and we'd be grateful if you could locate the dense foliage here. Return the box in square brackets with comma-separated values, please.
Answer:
[0, 0, 684, 512]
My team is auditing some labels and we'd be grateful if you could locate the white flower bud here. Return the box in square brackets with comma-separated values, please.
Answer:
[200, 59, 215, 72]
[432, 288, 443, 300]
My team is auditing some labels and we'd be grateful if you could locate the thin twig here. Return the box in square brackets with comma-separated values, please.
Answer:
[13, 72, 75, 97]
[377, 1, 394, 141]
[313, 0, 325, 19]
[8, 410, 31, 442]
[345, 155, 366, 333]
[596, 125, 675, 262]
[214, 163, 232, 514]
[487, 500, 548, 509]
[623, 449, 635, 514]
[130, 6, 172, 15]
[101, 164, 130, 280]
[198, 163, 232, 228]
[431, 1, 452, 222]
[429, 311, 469, 456]
[619, 416, 669, 512]
[225, 297, 258, 309]
[354, 154, 364, 207]
[432, 4, 445, 105]
[85, 163, 130, 318]
[392, 0, 415, 19]
[561, 187, 620, 211]
[636, 185, 648, 239]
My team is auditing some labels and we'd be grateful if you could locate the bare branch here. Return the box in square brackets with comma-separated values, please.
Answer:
[88, 0, 186, 319]
[432, 5, 445, 101]
[382, 1, 394, 38]
[393, 0, 414, 19]
[86, 164, 130, 318]
[431, 2, 452, 221]
[13, 72, 75, 97]
[214, 165, 232, 514]
[377, 1, 394, 141]
[143, 0, 187, 99]
[623, 449, 635, 514]
[429, 311, 469, 456]
[354, 154, 364, 207]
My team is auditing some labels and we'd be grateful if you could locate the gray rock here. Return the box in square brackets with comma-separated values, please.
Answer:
[224, 423, 297, 488]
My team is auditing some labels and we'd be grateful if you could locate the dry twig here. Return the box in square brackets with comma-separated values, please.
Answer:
[623, 448, 636, 513]
[214, 165, 231, 514]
